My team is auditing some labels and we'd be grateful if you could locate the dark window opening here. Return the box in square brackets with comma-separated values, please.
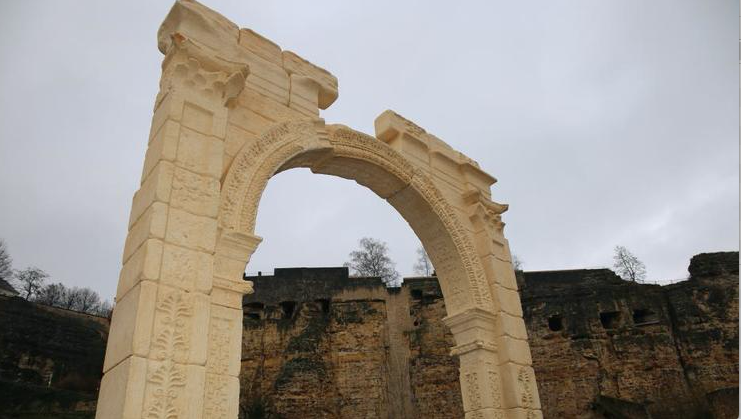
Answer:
[315, 299, 330, 314]
[279, 301, 297, 319]
[632, 308, 659, 325]
[410, 289, 423, 300]
[547, 315, 564, 332]
[600, 311, 621, 329]
[245, 302, 264, 320]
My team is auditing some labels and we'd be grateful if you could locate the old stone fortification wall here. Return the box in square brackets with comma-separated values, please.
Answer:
[241, 252, 738, 419]
[519, 251, 739, 419]
[0, 252, 736, 418]
[0, 296, 108, 418]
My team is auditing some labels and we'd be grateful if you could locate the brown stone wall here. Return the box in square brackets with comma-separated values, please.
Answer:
[242, 253, 738, 419]
[519, 251, 738, 418]
[0, 253, 735, 418]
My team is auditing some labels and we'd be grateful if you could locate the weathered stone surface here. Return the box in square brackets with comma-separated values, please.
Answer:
[0, 296, 108, 418]
[519, 251, 739, 419]
[0, 253, 736, 418]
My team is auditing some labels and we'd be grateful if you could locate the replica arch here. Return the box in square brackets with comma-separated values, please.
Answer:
[97, 1, 541, 418]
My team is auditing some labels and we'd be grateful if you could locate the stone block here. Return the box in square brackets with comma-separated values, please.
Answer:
[288, 74, 320, 116]
[142, 120, 180, 181]
[282, 50, 338, 109]
[116, 239, 163, 301]
[496, 285, 524, 317]
[165, 208, 218, 253]
[129, 161, 175, 228]
[206, 304, 243, 376]
[224, 123, 253, 157]
[228, 106, 274, 136]
[238, 28, 282, 66]
[176, 127, 224, 179]
[498, 363, 541, 410]
[481, 254, 518, 291]
[496, 335, 533, 365]
[160, 243, 214, 293]
[496, 312, 529, 341]
[203, 374, 240, 418]
[149, 91, 184, 141]
[150, 285, 211, 366]
[103, 281, 158, 373]
[142, 361, 206, 419]
[211, 276, 252, 309]
[95, 355, 147, 419]
[158, 0, 239, 54]
[170, 167, 220, 218]
[236, 87, 304, 123]
[123, 202, 168, 263]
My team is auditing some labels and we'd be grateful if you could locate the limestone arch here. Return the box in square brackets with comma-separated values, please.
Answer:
[96, 1, 541, 418]
[219, 119, 489, 316]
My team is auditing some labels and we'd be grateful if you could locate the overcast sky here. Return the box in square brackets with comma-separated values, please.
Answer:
[0, 0, 737, 300]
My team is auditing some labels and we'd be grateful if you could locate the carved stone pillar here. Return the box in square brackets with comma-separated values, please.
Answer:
[95, 34, 251, 419]
[445, 308, 542, 419]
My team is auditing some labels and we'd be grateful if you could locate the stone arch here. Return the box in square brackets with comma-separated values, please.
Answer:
[96, 1, 541, 419]
[219, 119, 490, 315]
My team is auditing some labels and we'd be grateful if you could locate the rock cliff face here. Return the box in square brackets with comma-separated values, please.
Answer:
[239, 268, 463, 419]
[519, 251, 738, 418]
[0, 252, 736, 418]
[0, 296, 108, 419]
[242, 253, 738, 418]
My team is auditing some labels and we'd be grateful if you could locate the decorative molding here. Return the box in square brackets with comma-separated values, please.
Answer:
[158, 34, 249, 108]
[145, 292, 192, 419]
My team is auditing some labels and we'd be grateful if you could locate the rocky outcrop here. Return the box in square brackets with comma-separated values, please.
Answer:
[0, 252, 735, 418]
[519, 251, 738, 418]
[0, 296, 108, 419]
[239, 268, 463, 418]
[242, 253, 738, 418]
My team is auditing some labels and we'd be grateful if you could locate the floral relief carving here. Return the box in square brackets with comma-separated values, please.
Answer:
[207, 318, 231, 375]
[518, 367, 538, 418]
[486, 363, 502, 408]
[203, 374, 229, 419]
[145, 292, 192, 419]
[464, 372, 482, 411]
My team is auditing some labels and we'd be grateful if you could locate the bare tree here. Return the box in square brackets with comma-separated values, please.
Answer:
[413, 246, 434, 276]
[512, 255, 524, 271]
[345, 237, 400, 286]
[60, 286, 80, 310]
[36, 282, 67, 306]
[14, 267, 48, 300]
[95, 300, 114, 317]
[613, 246, 647, 282]
[75, 287, 102, 313]
[0, 239, 12, 282]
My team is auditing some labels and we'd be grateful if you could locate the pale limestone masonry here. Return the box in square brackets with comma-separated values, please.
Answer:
[96, 1, 541, 418]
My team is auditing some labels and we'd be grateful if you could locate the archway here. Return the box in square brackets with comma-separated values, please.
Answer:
[96, 1, 540, 419]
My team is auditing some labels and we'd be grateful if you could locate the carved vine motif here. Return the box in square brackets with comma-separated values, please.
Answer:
[203, 374, 229, 419]
[487, 363, 502, 409]
[518, 367, 537, 418]
[145, 293, 192, 419]
[464, 372, 482, 410]
[207, 318, 231, 375]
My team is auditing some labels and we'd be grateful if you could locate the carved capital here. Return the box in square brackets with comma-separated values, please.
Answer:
[444, 308, 498, 356]
[157, 35, 249, 108]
